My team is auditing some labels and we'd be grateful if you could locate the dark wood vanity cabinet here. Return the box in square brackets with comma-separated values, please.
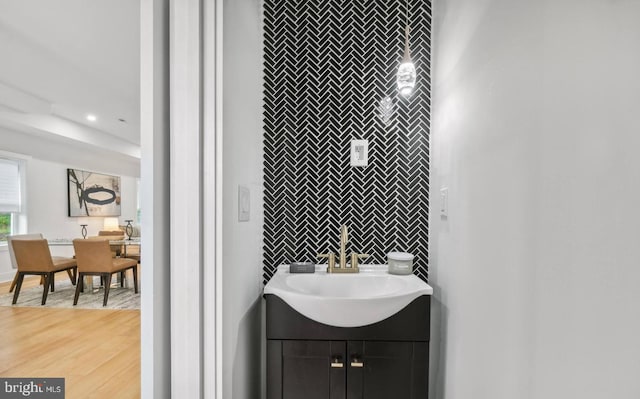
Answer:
[270, 340, 345, 399]
[266, 295, 431, 399]
[347, 340, 428, 399]
[269, 339, 428, 399]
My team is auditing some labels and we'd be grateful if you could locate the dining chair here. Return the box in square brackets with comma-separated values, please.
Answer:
[7, 233, 44, 293]
[8, 234, 77, 293]
[72, 238, 138, 306]
[97, 230, 125, 257]
[86, 234, 129, 287]
[124, 242, 141, 263]
[11, 239, 78, 305]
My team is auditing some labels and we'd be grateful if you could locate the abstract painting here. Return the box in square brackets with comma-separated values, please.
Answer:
[67, 169, 121, 217]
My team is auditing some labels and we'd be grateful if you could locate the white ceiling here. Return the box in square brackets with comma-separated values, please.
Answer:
[0, 0, 141, 159]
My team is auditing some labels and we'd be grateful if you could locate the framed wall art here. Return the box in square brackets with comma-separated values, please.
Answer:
[67, 168, 121, 217]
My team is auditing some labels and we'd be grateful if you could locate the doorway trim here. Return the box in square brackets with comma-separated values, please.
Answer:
[141, 0, 222, 398]
[140, 0, 171, 398]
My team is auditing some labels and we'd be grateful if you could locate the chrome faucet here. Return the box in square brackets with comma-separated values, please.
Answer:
[318, 225, 368, 273]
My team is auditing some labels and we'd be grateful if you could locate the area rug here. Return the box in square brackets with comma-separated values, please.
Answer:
[0, 279, 140, 310]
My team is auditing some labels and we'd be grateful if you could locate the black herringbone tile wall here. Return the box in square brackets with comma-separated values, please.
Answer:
[263, 0, 431, 283]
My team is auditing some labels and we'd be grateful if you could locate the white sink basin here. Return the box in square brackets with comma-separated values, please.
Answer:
[264, 264, 433, 327]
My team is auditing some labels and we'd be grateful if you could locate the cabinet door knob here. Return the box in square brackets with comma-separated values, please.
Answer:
[330, 356, 344, 368]
[350, 356, 364, 368]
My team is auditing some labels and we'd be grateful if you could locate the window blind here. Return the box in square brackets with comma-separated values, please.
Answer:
[0, 158, 21, 213]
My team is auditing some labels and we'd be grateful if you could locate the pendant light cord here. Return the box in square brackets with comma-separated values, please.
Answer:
[403, 0, 411, 62]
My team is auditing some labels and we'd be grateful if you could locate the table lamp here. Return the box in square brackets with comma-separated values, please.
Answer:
[103, 217, 120, 231]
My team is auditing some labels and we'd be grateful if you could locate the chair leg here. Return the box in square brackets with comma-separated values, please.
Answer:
[50, 272, 55, 292]
[74, 273, 84, 305]
[103, 274, 113, 306]
[120, 271, 125, 287]
[133, 265, 138, 294]
[67, 268, 76, 285]
[12, 273, 25, 304]
[9, 271, 19, 293]
[41, 273, 52, 305]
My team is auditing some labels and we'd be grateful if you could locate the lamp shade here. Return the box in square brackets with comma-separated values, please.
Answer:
[103, 217, 119, 231]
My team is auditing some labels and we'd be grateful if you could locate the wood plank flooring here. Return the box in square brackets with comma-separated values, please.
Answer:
[0, 277, 140, 399]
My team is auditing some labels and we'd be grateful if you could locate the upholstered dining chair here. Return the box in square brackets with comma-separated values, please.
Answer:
[8, 234, 77, 293]
[97, 230, 125, 257]
[11, 239, 78, 305]
[124, 243, 141, 263]
[7, 233, 44, 293]
[72, 238, 138, 306]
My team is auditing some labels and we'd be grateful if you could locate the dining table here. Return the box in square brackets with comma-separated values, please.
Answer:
[48, 237, 140, 256]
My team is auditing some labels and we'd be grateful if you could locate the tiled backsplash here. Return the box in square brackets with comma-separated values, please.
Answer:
[263, 0, 432, 283]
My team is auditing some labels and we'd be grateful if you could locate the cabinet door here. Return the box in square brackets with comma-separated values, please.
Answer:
[280, 340, 346, 399]
[347, 341, 429, 399]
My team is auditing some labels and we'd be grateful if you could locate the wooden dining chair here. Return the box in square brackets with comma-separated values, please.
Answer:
[11, 239, 78, 305]
[72, 238, 138, 306]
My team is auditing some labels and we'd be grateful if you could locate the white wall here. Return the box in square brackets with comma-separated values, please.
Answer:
[430, 1, 640, 398]
[222, 0, 264, 397]
[0, 133, 139, 281]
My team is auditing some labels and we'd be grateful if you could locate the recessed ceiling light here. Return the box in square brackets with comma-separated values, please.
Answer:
[86, 114, 97, 122]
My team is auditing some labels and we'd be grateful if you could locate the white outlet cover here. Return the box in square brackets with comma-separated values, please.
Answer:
[351, 139, 368, 167]
[238, 185, 250, 222]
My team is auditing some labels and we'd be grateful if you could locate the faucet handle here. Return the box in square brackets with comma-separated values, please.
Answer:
[350, 253, 369, 269]
[317, 253, 336, 272]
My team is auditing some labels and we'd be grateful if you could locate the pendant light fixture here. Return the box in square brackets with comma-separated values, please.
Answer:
[397, 0, 416, 98]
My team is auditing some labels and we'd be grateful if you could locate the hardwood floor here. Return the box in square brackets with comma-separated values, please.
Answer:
[0, 276, 140, 399]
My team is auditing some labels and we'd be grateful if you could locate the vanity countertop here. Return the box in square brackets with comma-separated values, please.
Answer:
[264, 264, 432, 327]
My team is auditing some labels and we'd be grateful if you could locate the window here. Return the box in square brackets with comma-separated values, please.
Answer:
[0, 155, 26, 244]
[0, 212, 11, 242]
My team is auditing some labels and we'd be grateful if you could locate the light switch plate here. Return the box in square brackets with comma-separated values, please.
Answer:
[351, 139, 368, 167]
[238, 185, 250, 222]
